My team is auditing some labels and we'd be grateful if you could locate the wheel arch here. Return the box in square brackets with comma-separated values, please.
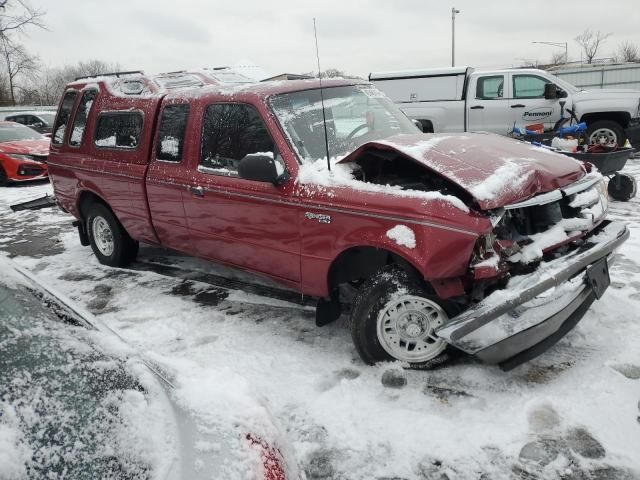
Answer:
[580, 111, 631, 129]
[417, 119, 434, 133]
[326, 245, 424, 295]
[77, 189, 112, 219]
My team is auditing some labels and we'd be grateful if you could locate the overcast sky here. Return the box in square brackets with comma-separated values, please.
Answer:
[19, 0, 640, 79]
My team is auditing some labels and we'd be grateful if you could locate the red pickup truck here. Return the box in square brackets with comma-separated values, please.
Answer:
[48, 71, 628, 370]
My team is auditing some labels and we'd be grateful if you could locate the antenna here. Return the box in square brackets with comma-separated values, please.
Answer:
[313, 18, 331, 171]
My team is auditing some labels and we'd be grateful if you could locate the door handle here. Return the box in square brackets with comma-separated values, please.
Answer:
[190, 185, 204, 197]
[511, 104, 526, 108]
[470, 105, 484, 110]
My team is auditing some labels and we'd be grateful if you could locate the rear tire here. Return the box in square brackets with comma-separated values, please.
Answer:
[350, 265, 455, 369]
[0, 165, 8, 187]
[86, 202, 138, 267]
[587, 120, 626, 146]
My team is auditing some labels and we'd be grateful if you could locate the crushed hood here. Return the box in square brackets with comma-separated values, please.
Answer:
[338, 133, 586, 210]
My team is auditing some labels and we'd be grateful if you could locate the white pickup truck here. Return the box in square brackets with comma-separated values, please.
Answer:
[370, 66, 640, 146]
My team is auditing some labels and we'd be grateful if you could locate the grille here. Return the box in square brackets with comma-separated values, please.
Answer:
[18, 166, 44, 176]
[28, 154, 48, 163]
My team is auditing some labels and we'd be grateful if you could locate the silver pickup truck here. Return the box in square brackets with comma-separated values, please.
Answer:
[370, 66, 640, 146]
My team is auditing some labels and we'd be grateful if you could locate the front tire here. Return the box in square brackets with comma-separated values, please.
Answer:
[86, 202, 138, 267]
[587, 120, 626, 146]
[350, 265, 453, 369]
[0, 165, 8, 187]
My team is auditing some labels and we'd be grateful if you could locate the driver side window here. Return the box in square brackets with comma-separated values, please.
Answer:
[513, 75, 550, 99]
[200, 103, 281, 176]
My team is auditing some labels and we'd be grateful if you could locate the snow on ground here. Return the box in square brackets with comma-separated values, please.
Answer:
[1, 166, 640, 479]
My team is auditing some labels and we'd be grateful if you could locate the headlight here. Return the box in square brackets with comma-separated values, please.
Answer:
[473, 233, 496, 260]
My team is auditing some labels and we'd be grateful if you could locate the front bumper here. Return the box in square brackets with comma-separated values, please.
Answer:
[10, 162, 48, 182]
[436, 220, 629, 370]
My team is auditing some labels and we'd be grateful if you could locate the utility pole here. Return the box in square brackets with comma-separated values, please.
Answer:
[451, 7, 460, 67]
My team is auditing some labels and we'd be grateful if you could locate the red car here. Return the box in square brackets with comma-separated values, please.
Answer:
[0, 121, 50, 186]
[48, 71, 627, 371]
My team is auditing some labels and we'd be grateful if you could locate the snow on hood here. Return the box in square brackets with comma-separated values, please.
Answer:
[338, 133, 586, 210]
[297, 156, 470, 212]
[0, 138, 50, 156]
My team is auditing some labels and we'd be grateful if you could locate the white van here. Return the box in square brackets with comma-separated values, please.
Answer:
[370, 67, 640, 146]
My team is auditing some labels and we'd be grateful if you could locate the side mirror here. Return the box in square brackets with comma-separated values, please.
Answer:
[238, 153, 279, 184]
[544, 83, 558, 100]
[411, 119, 424, 132]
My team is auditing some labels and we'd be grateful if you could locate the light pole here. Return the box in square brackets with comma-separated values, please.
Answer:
[532, 41, 568, 65]
[451, 7, 460, 67]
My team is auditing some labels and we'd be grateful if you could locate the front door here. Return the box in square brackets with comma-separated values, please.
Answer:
[467, 74, 512, 135]
[181, 101, 301, 286]
[508, 73, 562, 131]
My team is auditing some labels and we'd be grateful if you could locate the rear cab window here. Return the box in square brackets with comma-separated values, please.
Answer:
[69, 90, 98, 147]
[476, 75, 505, 99]
[156, 104, 190, 162]
[200, 103, 280, 176]
[52, 91, 78, 144]
[95, 112, 143, 149]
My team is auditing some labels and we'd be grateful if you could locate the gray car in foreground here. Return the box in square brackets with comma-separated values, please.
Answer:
[0, 256, 295, 480]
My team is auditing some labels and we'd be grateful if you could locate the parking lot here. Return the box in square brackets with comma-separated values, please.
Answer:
[2, 159, 639, 479]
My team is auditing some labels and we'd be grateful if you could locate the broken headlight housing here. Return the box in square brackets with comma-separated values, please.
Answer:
[473, 232, 497, 261]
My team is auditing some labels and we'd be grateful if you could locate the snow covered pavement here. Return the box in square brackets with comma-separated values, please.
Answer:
[1, 167, 640, 479]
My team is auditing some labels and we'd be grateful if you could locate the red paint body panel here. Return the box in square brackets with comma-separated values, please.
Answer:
[338, 133, 586, 210]
[48, 76, 587, 300]
[0, 138, 50, 182]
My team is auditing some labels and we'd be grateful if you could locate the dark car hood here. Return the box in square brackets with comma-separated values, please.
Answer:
[0, 138, 50, 156]
[338, 133, 586, 210]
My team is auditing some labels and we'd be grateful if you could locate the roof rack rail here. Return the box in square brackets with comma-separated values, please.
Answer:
[157, 70, 187, 76]
[74, 70, 144, 81]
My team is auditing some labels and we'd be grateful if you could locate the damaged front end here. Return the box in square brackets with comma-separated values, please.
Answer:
[439, 174, 628, 370]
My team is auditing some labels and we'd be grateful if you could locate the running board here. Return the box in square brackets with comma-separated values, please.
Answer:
[10, 194, 57, 212]
[130, 259, 317, 308]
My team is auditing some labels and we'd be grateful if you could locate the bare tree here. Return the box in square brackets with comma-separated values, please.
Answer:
[0, 36, 37, 104]
[574, 29, 611, 64]
[0, 0, 45, 35]
[615, 41, 640, 63]
[303, 68, 362, 79]
[26, 59, 120, 105]
[549, 51, 567, 67]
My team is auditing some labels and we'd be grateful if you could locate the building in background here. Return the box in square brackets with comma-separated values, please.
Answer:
[548, 62, 640, 90]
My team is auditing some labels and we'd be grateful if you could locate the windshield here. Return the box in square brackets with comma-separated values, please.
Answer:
[0, 123, 45, 142]
[269, 85, 419, 163]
